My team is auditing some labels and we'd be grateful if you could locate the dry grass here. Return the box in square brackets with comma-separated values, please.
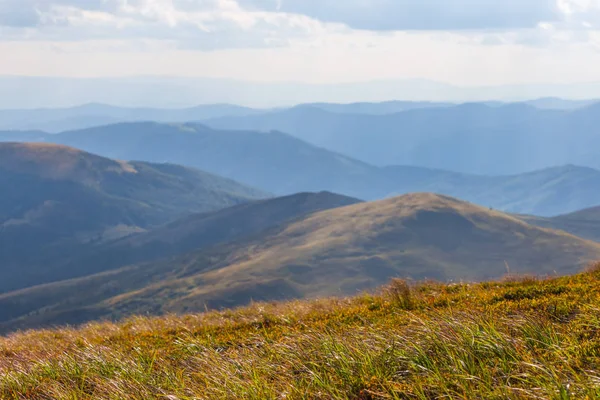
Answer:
[2, 268, 600, 399]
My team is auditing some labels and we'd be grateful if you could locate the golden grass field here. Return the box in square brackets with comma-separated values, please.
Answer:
[2, 264, 600, 399]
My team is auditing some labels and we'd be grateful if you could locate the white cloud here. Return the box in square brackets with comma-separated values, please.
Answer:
[239, 0, 561, 30]
[1, 0, 600, 87]
[1, 0, 599, 50]
[0, 0, 350, 49]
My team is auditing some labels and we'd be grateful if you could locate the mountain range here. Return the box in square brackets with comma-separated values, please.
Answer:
[3, 108, 600, 333]
[205, 102, 600, 174]
[3, 122, 600, 216]
[2, 76, 600, 109]
[2, 192, 600, 332]
[0, 103, 263, 133]
[0, 98, 597, 132]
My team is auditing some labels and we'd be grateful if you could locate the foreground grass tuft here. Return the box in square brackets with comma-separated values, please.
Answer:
[2, 269, 600, 399]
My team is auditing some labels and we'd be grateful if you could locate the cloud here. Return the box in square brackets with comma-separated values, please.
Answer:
[472, 0, 600, 48]
[0, 1, 41, 27]
[0, 0, 348, 50]
[238, 0, 562, 30]
[1, 0, 600, 52]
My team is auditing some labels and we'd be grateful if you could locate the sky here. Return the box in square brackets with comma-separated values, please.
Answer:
[1, 0, 600, 86]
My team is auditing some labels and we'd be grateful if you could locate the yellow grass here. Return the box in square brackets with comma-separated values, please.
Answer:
[2, 265, 600, 399]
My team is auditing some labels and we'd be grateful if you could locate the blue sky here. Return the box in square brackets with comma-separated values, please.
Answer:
[1, 0, 599, 84]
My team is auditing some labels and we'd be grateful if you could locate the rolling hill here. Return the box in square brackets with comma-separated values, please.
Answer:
[0, 142, 267, 293]
[204, 103, 600, 174]
[9, 192, 361, 296]
[2, 193, 599, 331]
[6, 122, 394, 200]
[4, 123, 600, 215]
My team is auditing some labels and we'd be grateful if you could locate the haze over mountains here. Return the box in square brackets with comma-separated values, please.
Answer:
[2, 76, 600, 109]
[205, 102, 600, 173]
[4, 122, 600, 216]
[0, 97, 597, 133]
[0, 103, 263, 133]
[3, 95, 600, 333]
[6, 99, 600, 177]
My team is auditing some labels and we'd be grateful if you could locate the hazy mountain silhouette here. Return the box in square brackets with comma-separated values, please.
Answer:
[0, 142, 267, 293]
[205, 103, 600, 174]
[1, 98, 596, 132]
[15, 122, 394, 200]
[0, 103, 263, 132]
[3, 123, 600, 215]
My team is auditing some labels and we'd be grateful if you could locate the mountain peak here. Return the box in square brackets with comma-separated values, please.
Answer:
[374, 192, 474, 213]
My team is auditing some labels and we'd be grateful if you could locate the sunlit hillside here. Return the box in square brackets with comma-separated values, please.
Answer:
[2, 266, 600, 399]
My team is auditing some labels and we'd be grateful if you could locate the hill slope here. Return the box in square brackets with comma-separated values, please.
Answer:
[522, 205, 600, 242]
[2, 193, 599, 330]
[2, 269, 600, 398]
[0, 142, 267, 292]
[10, 192, 361, 296]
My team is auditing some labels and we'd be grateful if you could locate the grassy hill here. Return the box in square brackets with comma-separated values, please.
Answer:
[93, 191, 362, 267]
[2, 192, 360, 300]
[3, 193, 599, 331]
[0, 142, 267, 292]
[1, 267, 600, 399]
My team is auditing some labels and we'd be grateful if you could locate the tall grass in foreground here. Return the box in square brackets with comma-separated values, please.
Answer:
[2, 269, 600, 399]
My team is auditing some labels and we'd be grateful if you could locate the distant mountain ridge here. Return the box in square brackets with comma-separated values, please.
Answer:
[1, 122, 394, 200]
[0, 103, 264, 132]
[0, 97, 597, 132]
[2, 75, 600, 109]
[204, 102, 600, 174]
[3, 122, 600, 216]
